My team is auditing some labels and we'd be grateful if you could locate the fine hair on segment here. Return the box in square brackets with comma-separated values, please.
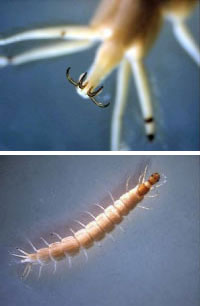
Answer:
[12, 170, 164, 279]
[0, 0, 199, 150]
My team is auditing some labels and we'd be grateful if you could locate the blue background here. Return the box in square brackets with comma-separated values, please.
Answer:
[0, 0, 199, 151]
[0, 155, 199, 306]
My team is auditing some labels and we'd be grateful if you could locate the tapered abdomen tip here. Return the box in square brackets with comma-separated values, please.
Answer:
[147, 134, 155, 141]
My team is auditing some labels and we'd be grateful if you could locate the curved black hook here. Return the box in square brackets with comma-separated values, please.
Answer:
[66, 67, 110, 108]
[87, 86, 104, 97]
[78, 72, 88, 89]
[66, 67, 78, 86]
[89, 96, 110, 108]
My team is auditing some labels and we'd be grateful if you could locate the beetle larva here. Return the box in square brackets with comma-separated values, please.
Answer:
[12, 172, 161, 278]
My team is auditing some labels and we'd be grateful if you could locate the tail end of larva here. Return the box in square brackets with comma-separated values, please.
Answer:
[10, 248, 36, 279]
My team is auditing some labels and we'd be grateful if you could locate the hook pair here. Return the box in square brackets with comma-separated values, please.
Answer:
[66, 67, 110, 108]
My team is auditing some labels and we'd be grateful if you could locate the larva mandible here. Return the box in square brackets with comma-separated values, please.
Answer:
[12, 172, 161, 278]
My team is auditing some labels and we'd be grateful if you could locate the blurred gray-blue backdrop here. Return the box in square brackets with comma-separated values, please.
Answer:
[0, 155, 199, 306]
[0, 0, 199, 151]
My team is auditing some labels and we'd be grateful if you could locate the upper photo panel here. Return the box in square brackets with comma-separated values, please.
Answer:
[0, 0, 199, 151]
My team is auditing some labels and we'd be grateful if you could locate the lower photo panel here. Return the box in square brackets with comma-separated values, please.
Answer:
[0, 155, 199, 306]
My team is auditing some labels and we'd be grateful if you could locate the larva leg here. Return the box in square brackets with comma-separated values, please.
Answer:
[0, 26, 102, 46]
[74, 220, 87, 230]
[138, 165, 148, 185]
[48, 251, 57, 273]
[110, 58, 131, 151]
[76, 40, 124, 99]
[22, 263, 32, 280]
[51, 232, 62, 241]
[126, 177, 131, 192]
[138, 205, 151, 210]
[173, 22, 200, 66]
[53, 262, 57, 274]
[16, 248, 29, 256]
[38, 265, 43, 279]
[40, 237, 49, 246]
[143, 165, 149, 183]
[11, 253, 28, 259]
[138, 173, 144, 185]
[128, 57, 156, 141]
[68, 256, 72, 269]
[145, 193, 159, 198]
[27, 239, 37, 252]
[0, 40, 93, 67]
[107, 191, 115, 204]
[82, 249, 89, 262]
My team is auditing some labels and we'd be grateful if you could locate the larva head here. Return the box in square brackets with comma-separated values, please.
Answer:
[148, 173, 160, 185]
[137, 172, 160, 196]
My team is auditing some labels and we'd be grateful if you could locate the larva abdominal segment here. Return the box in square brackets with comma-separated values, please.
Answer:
[15, 173, 160, 276]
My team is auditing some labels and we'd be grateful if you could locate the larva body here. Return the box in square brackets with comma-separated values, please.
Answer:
[16, 173, 160, 273]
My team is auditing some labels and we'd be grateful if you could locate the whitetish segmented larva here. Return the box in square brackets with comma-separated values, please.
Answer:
[12, 171, 163, 279]
[0, 0, 199, 150]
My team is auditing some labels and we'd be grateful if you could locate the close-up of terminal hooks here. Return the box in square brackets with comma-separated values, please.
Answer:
[66, 67, 110, 108]
[0, 0, 199, 150]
